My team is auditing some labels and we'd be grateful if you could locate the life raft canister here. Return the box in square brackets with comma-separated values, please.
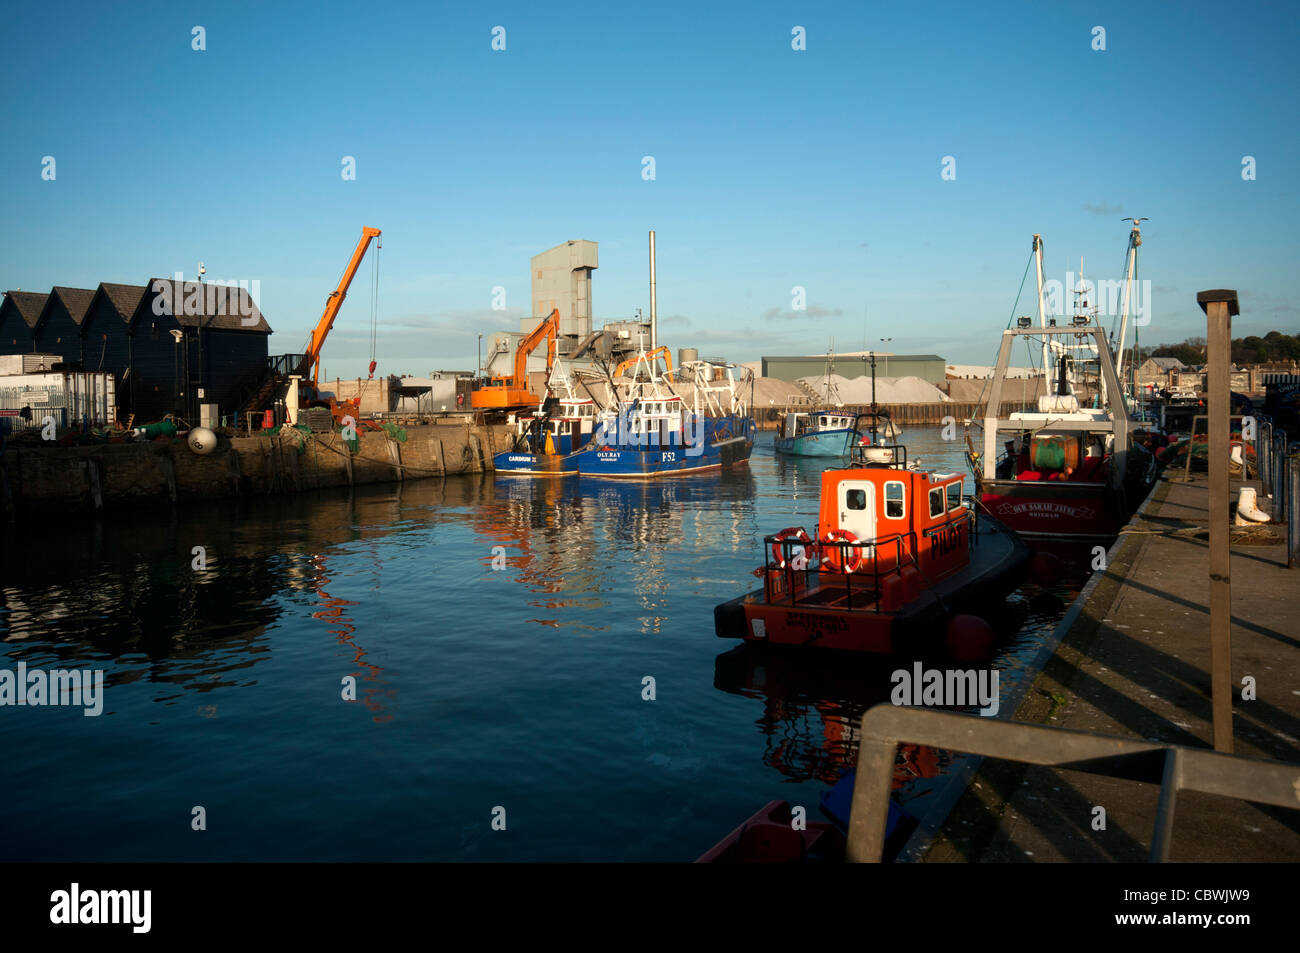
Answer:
[770, 527, 815, 569]
[821, 529, 865, 574]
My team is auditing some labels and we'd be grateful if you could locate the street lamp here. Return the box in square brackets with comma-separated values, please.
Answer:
[880, 337, 892, 376]
[477, 334, 483, 376]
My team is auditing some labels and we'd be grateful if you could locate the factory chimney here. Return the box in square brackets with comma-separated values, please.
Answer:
[648, 230, 657, 350]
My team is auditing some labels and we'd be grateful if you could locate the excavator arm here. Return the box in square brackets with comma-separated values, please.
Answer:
[472, 309, 560, 411]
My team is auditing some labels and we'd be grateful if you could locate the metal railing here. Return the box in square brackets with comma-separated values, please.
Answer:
[763, 507, 975, 612]
[764, 531, 917, 612]
[844, 704, 1300, 862]
[267, 353, 306, 377]
[1254, 416, 1297, 567]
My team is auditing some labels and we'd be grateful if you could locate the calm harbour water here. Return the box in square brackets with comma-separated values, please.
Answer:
[0, 425, 1085, 861]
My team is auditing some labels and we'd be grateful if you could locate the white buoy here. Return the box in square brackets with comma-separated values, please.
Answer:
[187, 426, 218, 455]
[1235, 486, 1270, 524]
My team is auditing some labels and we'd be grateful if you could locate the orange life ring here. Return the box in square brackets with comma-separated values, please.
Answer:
[770, 527, 814, 569]
[821, 529, 865, 573]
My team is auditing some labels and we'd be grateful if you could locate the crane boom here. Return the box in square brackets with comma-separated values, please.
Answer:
[296, 226, 382, 388]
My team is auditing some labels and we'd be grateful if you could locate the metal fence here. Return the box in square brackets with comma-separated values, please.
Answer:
[0, 373, 116, 432]
[1255, 417, 1298, 567]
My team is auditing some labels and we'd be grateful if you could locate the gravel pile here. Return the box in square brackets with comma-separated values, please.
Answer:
[797, 374, 951, 403]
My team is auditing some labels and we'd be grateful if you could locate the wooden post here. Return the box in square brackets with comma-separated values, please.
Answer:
[1197, 289, 1239, 753]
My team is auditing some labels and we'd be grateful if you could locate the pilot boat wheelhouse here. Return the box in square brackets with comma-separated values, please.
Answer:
[714, 447, 1027, 653]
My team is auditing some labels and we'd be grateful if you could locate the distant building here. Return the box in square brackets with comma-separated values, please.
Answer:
[34, 287, 96, 365]
[0, 291, 50, 353]
[762, 353, 946, 385]
[1136, 356, 1185, 386]
[485, 239, 653, 380]
[945, 364, 1039, 380]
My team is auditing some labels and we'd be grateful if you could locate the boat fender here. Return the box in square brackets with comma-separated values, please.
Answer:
[820, 529, 864, 574]
[770, 527, 814, 569]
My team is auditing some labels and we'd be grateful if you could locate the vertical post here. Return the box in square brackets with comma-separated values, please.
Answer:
[648, 230, 657, 351]
[1197, 289, 1239, 753]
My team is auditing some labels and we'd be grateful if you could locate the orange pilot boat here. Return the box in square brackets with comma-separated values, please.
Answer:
[714, 446, 1029, 653]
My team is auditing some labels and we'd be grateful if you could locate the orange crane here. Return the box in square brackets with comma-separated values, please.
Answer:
[472, 308, 560, 411]
[614, 345, 672, 380]
[296, 226, 382, 423]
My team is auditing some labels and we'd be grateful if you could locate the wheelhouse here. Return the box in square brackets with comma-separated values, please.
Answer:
[761, 452, 975, 616]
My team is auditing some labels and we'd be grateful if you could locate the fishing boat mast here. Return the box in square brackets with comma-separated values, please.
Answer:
[1114, 217, 1147, 391]
[1034, 234, 1050, 374]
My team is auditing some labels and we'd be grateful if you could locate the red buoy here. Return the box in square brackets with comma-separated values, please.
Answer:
[946, 614, 994, 661]
[1029, 551, 1063, 587]
[262, 408, 274, 430]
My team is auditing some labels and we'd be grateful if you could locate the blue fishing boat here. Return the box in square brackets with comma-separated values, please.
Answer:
[774, 411, 861, 457]
[493, 363, 601, 476]
[567, 351, 756, 478]
[774, 410, 901, 457]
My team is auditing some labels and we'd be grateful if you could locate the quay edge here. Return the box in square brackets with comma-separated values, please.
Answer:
[1, 420, 514, 517]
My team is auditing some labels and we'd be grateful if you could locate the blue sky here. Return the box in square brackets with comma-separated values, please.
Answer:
[3, 0, 1296, 377]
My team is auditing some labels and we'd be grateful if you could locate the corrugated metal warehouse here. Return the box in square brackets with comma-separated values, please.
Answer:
[761, 352, 946, 384]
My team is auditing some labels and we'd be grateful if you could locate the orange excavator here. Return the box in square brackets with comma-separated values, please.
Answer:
[614, 345, 672, 380]
[296, 226, 382, 425]
[472, 308, 560, 412]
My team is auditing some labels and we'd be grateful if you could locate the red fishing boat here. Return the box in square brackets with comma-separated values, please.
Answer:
[713, 447, 1028, 653]
[969, 229, 1155, 540]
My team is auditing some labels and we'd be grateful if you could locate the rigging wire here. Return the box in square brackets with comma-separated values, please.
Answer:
[369, 240, 380, 375]
[968, 247, 1036, 423]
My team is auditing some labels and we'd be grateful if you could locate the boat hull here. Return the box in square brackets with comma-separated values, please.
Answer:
[569, 416, 754, 478]
[695, 800, 844, 863]
[492, 451, 579, 476]
[977, 479, 1123, 538]
[775, 429, 855, 457]
[714, 513, 1028, 652]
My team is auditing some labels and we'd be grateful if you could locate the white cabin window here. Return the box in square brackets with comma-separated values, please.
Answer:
[846, 489, 867, 510]
[885, 481, 905, 519]
[947, 482, 963, 512]
[929, 486, 945, 519]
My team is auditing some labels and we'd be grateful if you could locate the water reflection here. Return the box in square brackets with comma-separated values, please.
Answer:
[0, 478, 496, 718]
[714, 644, 951, 797]
[479, 470, 759, 633]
